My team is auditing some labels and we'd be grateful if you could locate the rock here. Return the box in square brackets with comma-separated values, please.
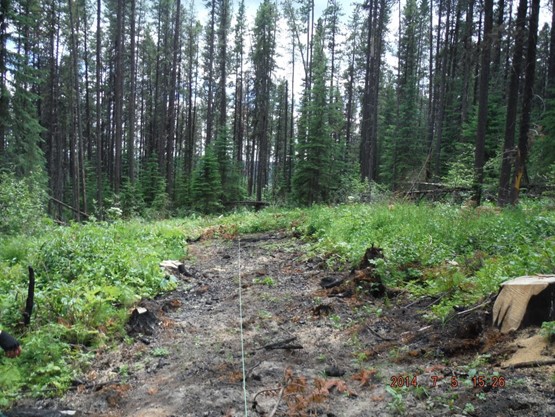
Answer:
[324, 366, 346, 377]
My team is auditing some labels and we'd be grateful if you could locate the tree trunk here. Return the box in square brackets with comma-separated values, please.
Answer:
[68, 0, 83, 220]
[498, 0, 527, 206]
[113, 0, 125, 194]
[510, 0, 540, 204]
[547, 0, 555, 94]
[360, 0, 375, 181]
[0, 0, 8, 158]
[433, 0, 451, 178]
[166, 0, 181, 197]
[473, 0, 493, 205]
[205, 1, 216, 146]
[461, 0, 475, 124]
[95, 0, 103, 214]
[128, 0, 137, 183]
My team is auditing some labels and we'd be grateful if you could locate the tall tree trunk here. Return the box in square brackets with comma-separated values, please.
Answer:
[368, 0, 387, 181]
[83, 4, 92, 161]
[498, 0, 527, 206]
[360, 0, 375, 181]
[68, 0, 84, 219]
[0, 0, 8, 158]
[510, 0, 539, 204]
[473, 0, 494, 205]
[433, 0, 452, 178]
[95, 0, 103, 214]
[461, 0, 475, 124]
[547, 0, 555, 94]
[217, 0, 229, 131]
[128, 0, 137, 183]
[184, 15, 198, 178]
[492, 0, 505, 75]
[113, 0, 125, 193]
[205, 1, 216, 146]
[166, 0, 181, 197]
[426, 0, 440, 179]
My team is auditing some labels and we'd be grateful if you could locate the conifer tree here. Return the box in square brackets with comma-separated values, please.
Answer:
[5, 0, 45, 178]
[214, 126, 243, 204]
[293, 19, 333, 205]
[251, 0, 277, 201]
[392, 0, 427, 186]
[191, 145, 222, 213]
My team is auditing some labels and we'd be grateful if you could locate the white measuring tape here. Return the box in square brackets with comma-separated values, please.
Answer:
[238, 237, 249, 416]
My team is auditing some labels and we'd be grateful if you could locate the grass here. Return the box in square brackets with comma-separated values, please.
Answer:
[1, 199, 555, 406]
[293, 200, 555, 317]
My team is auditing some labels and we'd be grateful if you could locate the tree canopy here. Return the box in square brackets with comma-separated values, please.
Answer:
[0, 0, 554, 216]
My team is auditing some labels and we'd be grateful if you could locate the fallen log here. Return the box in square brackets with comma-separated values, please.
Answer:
[259, 337, 303, 350]
[502, 359, 555, 369]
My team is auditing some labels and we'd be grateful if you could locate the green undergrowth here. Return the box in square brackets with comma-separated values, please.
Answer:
[0, 208, 305, 406]
[2, 202, 554, 405]
[293, 201, 555, 318]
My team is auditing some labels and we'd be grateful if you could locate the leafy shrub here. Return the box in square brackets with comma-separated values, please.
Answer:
[541, 321, 555, 343]
[0, 218, 187, 406]
[0, 172, 47, 235]
[294, 201, 555, 317]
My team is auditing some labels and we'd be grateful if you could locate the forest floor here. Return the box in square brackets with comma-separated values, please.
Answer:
[12, 231, 555, 416]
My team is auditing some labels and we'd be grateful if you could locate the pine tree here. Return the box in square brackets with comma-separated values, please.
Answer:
[473, 0, 494, 205]
[510, 0, 540, 204]
[293, 19, 333, 206]
[360, 0, 390, 182]
[191, 145, 222, 213]
[392, 0, 427, 186]
[4, 0, 45, 178]
[232, 0, 246, 163]
[251, 0, 277, 201]
[214, 126, 243, 204]
[498, 0, 527, 205]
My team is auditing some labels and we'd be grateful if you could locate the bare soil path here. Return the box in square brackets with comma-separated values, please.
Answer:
[13, 232, 555, 416]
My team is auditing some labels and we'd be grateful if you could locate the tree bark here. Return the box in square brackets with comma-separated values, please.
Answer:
[473, 0, 493, 205]
[128, 0, 137, 183]
[166, 0, 181, 196]
[498, 0, 527, 206]
[510, 0, 540, 204]
[113, 0, 125, 193]
[95, 0, 103, 214]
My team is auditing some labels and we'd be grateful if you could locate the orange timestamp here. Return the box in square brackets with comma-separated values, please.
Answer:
[390, 374, 507, 388]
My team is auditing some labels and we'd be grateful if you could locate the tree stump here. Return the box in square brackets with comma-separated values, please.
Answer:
[492, 275, 555, 333]
[126, 307, 159, 336]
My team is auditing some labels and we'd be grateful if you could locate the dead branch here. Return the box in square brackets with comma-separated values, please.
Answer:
[366, 325, 395, 341]
[418, 325, 433, 332]
[268, 385, 286, 417]
[502, 359, 555, 369]
[259, 337, 303, 350]
[253, 387, 280, 403]
[49, 196, 89, 219]
[456, 300, 491, 316]
[247, 361, 262, 380]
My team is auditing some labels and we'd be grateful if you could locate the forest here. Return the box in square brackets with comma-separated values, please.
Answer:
[1, 0, 554, 216]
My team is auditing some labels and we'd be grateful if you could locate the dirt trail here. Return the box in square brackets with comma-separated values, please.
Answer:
[14, 232, 555, 416]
